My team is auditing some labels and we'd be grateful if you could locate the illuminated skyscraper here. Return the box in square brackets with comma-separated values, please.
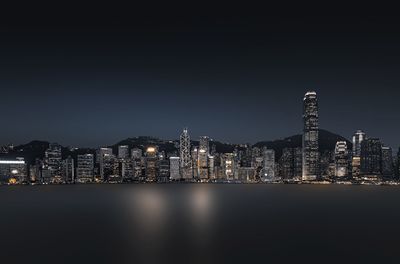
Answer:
[381, 146, 393, 178]
[397, 148, 400, 179]
[221, 153, 235, 180]
[262, 148, 275, 181]
[169, 157, 180, 180]
[118, 145, 129, 159]
[62, 156, 75, 183]
[44, 143, 62, 182]
[158, 159, 169, 182]
[302, 91, 319, 181]
[351, 130, 366, 179]
[76, 154, 94, 183]
[198, 136, 210, 180]
[360, 138, 382, 178]
[145, 146, 158, 182]
[180, 128, 192, 179]
[280, 147, 302, 180]
[97, 147, 113, 181]
[352, 130, 366, 157]
[334, 141, 349, 177]
[199, 136, 210, 154]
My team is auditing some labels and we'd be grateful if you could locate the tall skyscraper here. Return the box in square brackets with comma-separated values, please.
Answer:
[281, 147, 302, 180]
[62, 156, 75, 183]
[199, 136, 210, 154]
[262, 148, 275, 181]
[44, 143, 62, 182]
[221, 153, 235, 180]
[351, 130, 366, 179]
[97, 147, 113, 181]
[158, 159, 169, 182]
[381, 146, 393, 178]
[360, 138, 382, 178]
[169, 157, 180, 180]
[198, 136, 210, 180]
[76, 154, 94, 183]
[397, 148, 400, 179]
[302, 91, 319, 181]
[180, 128, 192, 179]
[334, 141, 349, 177]
[118, 145, 129, 159]
[352, 130, 366, 157]
[145, 146, 158, 182]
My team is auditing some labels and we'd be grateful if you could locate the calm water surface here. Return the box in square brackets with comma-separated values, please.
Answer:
[1, 184, 400, 263]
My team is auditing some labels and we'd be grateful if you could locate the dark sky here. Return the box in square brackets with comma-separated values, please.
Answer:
[0, 9, 399, 149]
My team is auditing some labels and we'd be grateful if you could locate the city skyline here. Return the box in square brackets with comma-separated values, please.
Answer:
[1, 91, 399, 186]
[3, 9, 400, 264]
[0, 91, 397, 151]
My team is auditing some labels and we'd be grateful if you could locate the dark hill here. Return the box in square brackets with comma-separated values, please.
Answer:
[253, 129, 351, 159]
[3, 129, 351, 163]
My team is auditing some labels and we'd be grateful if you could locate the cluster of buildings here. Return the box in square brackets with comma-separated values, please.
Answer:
[0, 91, 399, 185]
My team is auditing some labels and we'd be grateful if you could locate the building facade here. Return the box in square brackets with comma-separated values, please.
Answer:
[302, 91, 319, 181]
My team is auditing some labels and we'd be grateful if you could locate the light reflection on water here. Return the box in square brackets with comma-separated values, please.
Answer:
[1, 184, 400, 263]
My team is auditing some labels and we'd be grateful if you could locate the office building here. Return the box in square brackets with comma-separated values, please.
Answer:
[262, 148, 275, 181]
[76, 154, 94, 183]
[118, 145, 129, 159]
[145, 146, 158, 182]
[360, 138, 382, 178]
[302, 91, 319, 181]
[180, 128, 192, 179]
[62, 156, 75, 183]
[381, 146, 393, 178]
[334, 141, 350, 177]
[169, 157, 180, 180]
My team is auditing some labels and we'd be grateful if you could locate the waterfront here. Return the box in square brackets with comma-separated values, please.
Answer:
[1, 184, 400, 263]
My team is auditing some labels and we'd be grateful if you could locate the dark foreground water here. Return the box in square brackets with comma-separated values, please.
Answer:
[1, 184, 400, 264]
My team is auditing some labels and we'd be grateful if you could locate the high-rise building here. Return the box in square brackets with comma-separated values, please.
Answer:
[360, 138, 382, 179]
[44, 143, 62, 182]
[199, 136, 210, 154]
[30, 159, 42, 183]
[334, 141, 350, 177]
[381, 146, 393, 179]
[280, 147, 302, 180]
[131, 148, 143, 160]
[97, 147, 113, 181]
[351, 130, 366, 179]
[76, 154, 94, 183]
[180, 128, 192, 180]
[221, 153, 235, 180]
[118, 145, 129, 159]
[62, 156, 75, 183]
[208, 155, 215, 179]
[302, 91, 319, 181]
[352, 130, 366, 157]
[262, 148, 275, 181]
[169, 157, 180, 180]
[198, 136, 210, 180]
[158, 160, 170, 182]
[145, 146, 158, 182]
[121, 159, 134, 182]
[397, 148, 400, 179]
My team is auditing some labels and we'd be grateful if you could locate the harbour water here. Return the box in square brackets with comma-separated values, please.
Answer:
[1, 184, 399, 263]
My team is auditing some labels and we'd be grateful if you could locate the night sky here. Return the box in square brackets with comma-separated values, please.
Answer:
[1, 10, 400, 149]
